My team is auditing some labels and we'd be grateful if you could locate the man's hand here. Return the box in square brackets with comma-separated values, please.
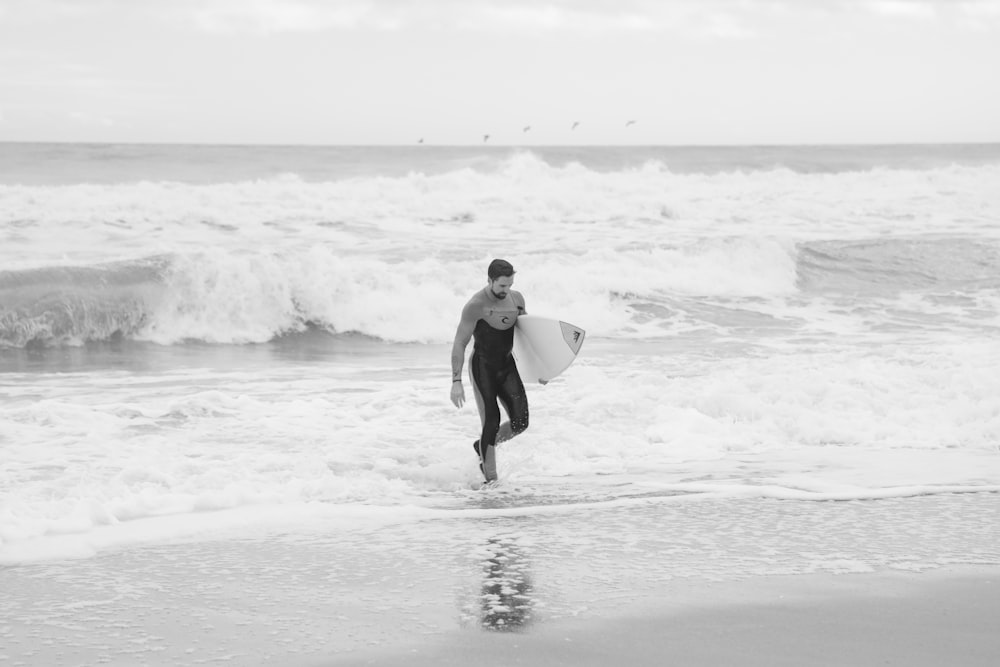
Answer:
[450, 381, 465, 408]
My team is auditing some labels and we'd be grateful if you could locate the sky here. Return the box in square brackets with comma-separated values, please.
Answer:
[0, 0, 998, 145]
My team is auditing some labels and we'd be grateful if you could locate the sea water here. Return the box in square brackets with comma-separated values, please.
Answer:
[2, 143, 999, 563]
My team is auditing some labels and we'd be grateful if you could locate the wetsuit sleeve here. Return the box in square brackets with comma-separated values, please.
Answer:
[450, 302, 479, 381]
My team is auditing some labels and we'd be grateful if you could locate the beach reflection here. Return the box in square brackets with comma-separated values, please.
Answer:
[478, 536, 534, 632]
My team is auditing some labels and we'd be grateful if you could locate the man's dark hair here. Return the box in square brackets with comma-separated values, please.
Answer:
[488, 259, 515, 281]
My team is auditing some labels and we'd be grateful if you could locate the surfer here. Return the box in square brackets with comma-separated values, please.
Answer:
[450, 259, 529, 482]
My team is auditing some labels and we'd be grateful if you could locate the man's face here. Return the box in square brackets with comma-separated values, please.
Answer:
[489, 276, 514, 300]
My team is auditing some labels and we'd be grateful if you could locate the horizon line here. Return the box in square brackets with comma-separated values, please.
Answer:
[2, 140, 999, 149]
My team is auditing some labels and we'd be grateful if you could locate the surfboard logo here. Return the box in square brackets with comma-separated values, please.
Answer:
[559, 322, 586, 354]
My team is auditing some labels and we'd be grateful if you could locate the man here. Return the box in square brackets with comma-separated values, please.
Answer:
[450, 259, 529, 482]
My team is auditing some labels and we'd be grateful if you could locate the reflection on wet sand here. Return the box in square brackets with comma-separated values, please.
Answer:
[479, 536, 534, 631]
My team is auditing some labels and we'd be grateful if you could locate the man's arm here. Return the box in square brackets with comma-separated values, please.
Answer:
[514, 291, 527, 315]
[450, 302, 478, 408]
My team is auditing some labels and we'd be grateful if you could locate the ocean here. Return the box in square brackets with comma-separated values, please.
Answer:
[2, 142, 999, 565]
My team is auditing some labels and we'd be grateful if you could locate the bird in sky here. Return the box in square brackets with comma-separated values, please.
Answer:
[483, 134, 490, 143]
[626, 120, 637, 127]
[523, 126, 531, 133]
[571, 121, 580, 130]
[417, 138, 424, 144]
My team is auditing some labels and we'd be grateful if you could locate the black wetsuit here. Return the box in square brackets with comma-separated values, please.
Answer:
[471, 319, 529, 450]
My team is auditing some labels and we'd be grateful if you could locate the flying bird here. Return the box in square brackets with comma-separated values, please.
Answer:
[417, 138, 424, 144]
[483, 134, 490, 143]
[523, 126, 531, 133]
[625, 120, 637, 127]
[571, 121, 580, 130]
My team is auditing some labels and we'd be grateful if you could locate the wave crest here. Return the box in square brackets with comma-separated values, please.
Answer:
[0, 239, 802, 348]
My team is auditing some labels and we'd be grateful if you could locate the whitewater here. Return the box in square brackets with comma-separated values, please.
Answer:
[1, 143, 999, 565]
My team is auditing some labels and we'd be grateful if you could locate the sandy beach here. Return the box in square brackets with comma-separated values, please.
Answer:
[369, 570, 999, 667]
[3, 491, 997, 666]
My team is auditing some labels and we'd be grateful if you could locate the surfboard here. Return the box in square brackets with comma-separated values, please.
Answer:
[512, 315, 586, 384]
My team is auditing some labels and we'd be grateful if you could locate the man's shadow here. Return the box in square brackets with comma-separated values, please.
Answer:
[478, 536, 534, 631]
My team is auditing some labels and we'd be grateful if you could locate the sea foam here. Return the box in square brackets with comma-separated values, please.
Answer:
[2, 147, 999, 562]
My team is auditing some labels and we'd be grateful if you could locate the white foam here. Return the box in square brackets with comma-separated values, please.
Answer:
[2, 151, 998, 562]
[3, 331, 999, 562]
[3, 155, 998, 345]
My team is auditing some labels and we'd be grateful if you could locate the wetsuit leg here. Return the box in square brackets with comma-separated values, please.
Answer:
[471, 356, 530, 481]
[471, 354, 504, 450]
[495, 364, 529, 444]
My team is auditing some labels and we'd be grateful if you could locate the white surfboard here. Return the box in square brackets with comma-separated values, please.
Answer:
[512, 315, 585, 384]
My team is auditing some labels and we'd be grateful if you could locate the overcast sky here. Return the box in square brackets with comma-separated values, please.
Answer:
[1, 0, 998, 145]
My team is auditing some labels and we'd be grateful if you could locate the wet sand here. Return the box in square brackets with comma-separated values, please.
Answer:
[2, 492, 998, 666]
[359, 569, 999, 667]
